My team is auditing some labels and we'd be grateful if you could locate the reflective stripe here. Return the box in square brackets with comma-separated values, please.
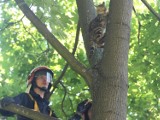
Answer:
[27, 93, 40, 112]
[27, 93, 52, 116]
[49, 110, 52, 116]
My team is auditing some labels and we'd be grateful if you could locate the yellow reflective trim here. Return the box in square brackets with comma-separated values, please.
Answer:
[34, 101, 40, 112]
[49, 110, 52, 116]
[27, 93, 40, 112]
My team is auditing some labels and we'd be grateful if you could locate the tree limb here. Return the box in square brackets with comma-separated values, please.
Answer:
[14, 0, 92, 87]
[141, 0, 160, 21]
[76, 0, 96, 63]
[0, 102, 59, 120]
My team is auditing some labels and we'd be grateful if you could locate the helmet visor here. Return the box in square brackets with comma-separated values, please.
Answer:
[35, 70, 53, 83]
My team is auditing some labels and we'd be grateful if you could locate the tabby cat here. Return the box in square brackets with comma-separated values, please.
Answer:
[89, 2, 108, 57]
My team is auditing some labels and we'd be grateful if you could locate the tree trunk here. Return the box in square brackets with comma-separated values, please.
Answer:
[91, 0, 133, 120]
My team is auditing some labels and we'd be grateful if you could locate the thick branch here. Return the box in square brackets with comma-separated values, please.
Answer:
[14, 0, 92, 87]
[141, 0, 160, 21]
[0, 103, 58, 120]
[76, 0, 96, 63]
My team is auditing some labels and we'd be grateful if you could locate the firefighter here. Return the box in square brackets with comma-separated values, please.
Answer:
[69, 99, 92, 120]
[0, 66, 58, 120]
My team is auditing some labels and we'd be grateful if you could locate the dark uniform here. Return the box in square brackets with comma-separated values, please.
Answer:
[69, 99, 92, 120]
[0, 66, 58, 120]
[0, 91, 57, 120]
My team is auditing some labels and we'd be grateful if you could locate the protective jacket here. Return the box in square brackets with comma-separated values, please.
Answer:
[0, 91, 57, 120]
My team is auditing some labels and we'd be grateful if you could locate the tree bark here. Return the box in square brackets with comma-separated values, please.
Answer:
[76, 0, 105, 67]
[0, 103, 58, 120]
[91, 0, 133, 119]
[76, 0, 96, 64]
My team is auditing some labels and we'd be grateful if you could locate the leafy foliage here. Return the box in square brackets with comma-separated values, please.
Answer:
[0, 0, 160, 120]
[128, 1, 160, 119]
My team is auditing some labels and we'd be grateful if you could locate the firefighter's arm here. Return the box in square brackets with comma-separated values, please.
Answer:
[0, 97, 16, 116]
[69, 113, 81, 120]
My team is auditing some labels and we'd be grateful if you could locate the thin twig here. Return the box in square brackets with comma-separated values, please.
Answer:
[0, 0, 10, 3]
[68, 95, 74, 112]
[0, 4, 33, 32]
[133, 6, 142, 44]
[60, 81, 68, 118]
[0, 16, 25, 32]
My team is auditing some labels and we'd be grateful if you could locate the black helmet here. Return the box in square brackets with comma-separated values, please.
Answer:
[77, 99, 92, 114]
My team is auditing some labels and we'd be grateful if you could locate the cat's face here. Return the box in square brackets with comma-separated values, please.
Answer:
[96, 2, 106, 14]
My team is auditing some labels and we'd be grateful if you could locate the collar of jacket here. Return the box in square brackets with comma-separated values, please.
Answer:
[29, 90, 49, 105]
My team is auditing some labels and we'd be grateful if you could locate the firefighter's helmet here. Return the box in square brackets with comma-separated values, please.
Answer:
[25, 66, 54, 93]
[77, 99, 92, 114]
